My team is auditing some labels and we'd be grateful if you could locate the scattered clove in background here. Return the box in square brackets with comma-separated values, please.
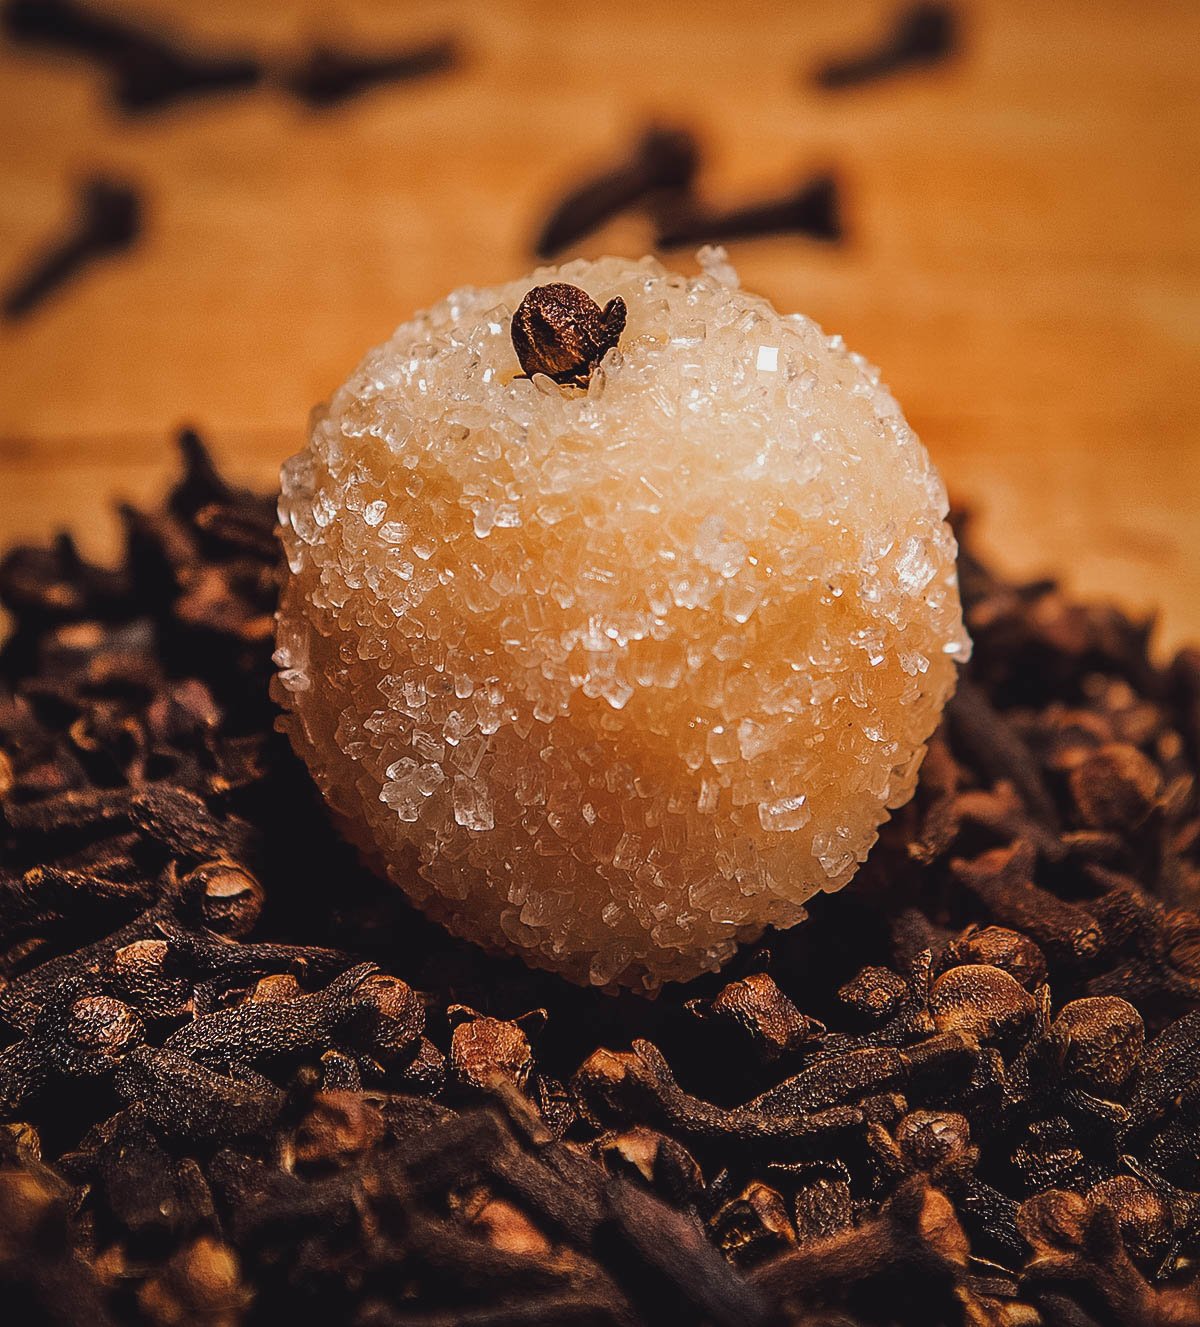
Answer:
[1, 175, 142, 320]
[2, 0, 460, 114]
[655, 172, 843, 249]
[533, 130, 843, 258]
[281, 37, 459, 109]
[535, 125, 699, 259]
[814, 1, 960, 91]
[2, 0, 263, 114]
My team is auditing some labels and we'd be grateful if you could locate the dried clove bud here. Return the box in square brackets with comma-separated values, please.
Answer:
[1068, 742, 1162, 830]
[839, 965, 910, 1023]
[709, 1181, 796, 1268]
[929, 964, 1036, 1046]
[814, 2, 960, 90]
[458, 1189, 552, 1258]
[942, 925, 1048, 992]
[953, 841, 1103, 964]
[1051, 996, 1144, 1091]
[656, 173, 842, 248]
[162, 962, 421, 1071]
[598, 1126, 704, 1210]
[1015, 1188, 1092, 1253]
[3, 0, 262, 114]
[692, 971, 823, 1060]
[283, 38, 457, 108]
[449, 1010, 535, 1092]
[510, 283, 626, 387]
[894, 1109, 974, 1175]
[115, 1047, 283, 1142]
[788, 1163, 854, 1244]
[183, 860, 265, 938]
[2, 177, 142, 320]
[292, 1091, 385, 1169]
[250, 973, 303, 1003]
[946, 681, 1060, 828]
[535, 125, 699, 258]
[1087, 1175, 1173, 1264]
[605, 1174, 776, 1327]
[58, 993, 144, 1068]
[396, 1037, 448, 1095]
[338, 971, 425, 1062]
[136, 1234, 247, 1326]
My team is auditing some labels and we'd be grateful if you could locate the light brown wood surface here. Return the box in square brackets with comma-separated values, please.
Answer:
[2, 1, 1198, 649]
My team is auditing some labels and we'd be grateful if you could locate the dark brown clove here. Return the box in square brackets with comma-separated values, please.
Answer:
[510, 283, 626, 388]
[929, 964, 1037, 1046]
[1069, 742, 1162, 831]
[283, 37, 458, 108]
[3, 0, 262, 113]
[2, 177, 142, 320]
[814, 3, 960, 91]
[535, 125, 699, 258]
[941, 925, 1048, 992]
[656, 172, 842, 248]
[449, 1009, 535, 1093]
[689, 970, 823, 1061]
[1051, 996, 1144, 1092]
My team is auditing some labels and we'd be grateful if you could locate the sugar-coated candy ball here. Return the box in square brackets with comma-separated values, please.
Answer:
[274, 251, 969, 991]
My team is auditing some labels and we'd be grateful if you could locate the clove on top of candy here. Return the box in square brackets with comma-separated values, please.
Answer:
[510, 282, 627, 388]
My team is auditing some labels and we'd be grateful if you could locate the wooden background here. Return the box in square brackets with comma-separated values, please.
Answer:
[1, 0, 1197, 649]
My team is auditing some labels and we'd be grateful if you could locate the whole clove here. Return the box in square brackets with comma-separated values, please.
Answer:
[813, 2, 960, 91]
[449, 1009, 536, 1093]
[1069, 742, 1163, 831]
[283, 37, 458, 108]
[2, 0, 262, 113]
[510, 283, 626, 388]
[688, 971, 823, 1062]
[928, 963, 1037, 1045]
[655, 172, 843, 249]
[535, 125, 699, 258]
[2, 176, 142, 320]
[1051, 996, 1144, 1092]
[941, 924, 1048, 991]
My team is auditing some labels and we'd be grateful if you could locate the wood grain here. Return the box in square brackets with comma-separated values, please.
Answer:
[1, 0, 1197, 649]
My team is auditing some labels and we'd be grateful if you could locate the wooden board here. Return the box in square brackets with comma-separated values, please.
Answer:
[2, 0, 1198, 650]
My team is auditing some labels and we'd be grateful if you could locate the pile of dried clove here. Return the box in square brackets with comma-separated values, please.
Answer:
[2, 433, 1200, 1325]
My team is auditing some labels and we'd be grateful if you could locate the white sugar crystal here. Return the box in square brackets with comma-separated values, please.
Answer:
[274, 254, 969, 991]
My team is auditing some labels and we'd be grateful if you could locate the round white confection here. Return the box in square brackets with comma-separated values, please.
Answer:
[274, 251, 969, 991]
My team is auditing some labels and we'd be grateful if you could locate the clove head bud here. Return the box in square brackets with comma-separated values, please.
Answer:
[929, 964, 1036, 1045]
[1051, 996, 1144, 1091]
[510, 283, 626, 387]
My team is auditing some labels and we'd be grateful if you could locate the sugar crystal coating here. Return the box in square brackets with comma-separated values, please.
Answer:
[273, 251, 969, 991]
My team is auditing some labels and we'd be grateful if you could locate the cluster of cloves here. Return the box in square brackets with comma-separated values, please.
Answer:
[3, 0, 458, 114]
[534, 3, 963, 258]
[2, 433, 1199, 1324]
